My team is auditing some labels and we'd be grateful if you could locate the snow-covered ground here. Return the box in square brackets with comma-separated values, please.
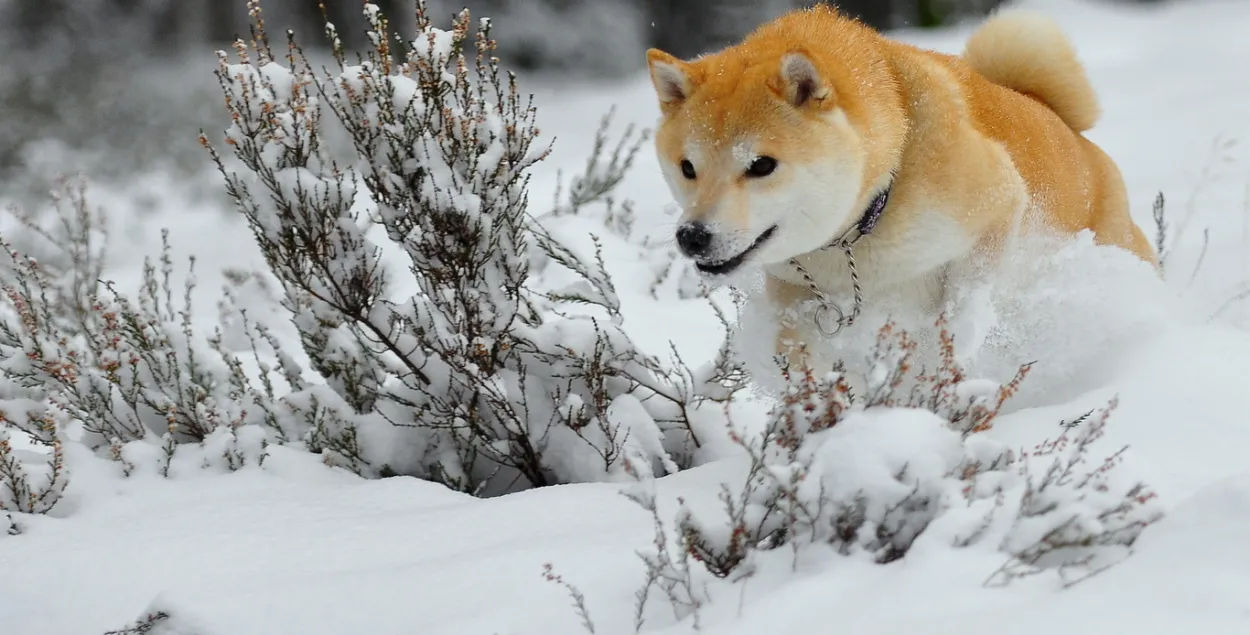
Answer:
[4, 0, 1250, 633]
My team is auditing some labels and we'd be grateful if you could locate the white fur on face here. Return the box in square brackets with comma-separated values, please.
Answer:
[751, 154, 865, 264]
[664, 109, 868, 273]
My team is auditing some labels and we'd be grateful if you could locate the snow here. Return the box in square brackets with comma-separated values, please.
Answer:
[5, 0, 1250, 633]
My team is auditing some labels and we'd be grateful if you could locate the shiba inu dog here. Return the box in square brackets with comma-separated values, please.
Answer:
[644, 6, 1156, 367]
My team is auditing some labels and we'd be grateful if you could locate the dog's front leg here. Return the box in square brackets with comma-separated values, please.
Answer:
[766, 275, 818, 374]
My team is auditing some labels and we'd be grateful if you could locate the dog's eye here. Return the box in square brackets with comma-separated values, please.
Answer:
[680, 159, 697, 180]
[746, 156, 778, 178]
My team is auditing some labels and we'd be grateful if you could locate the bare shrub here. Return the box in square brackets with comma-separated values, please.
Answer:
[631, 317, 1162, 625]
[0, 179, 303, 511]
[201, 0, 740, 493]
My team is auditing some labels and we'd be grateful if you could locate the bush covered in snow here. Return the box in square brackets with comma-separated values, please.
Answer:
[627, 318, 1163, 626]
[200, 1, 743, 493]
[0, 0, 740, 516]
[0, 178, 286, 522]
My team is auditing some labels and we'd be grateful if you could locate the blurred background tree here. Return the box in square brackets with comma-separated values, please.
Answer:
[0, 0, 1162, 189]
[0, 0, 1015, 72]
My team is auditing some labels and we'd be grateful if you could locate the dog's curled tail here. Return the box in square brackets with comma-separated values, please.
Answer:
[963, 11, 1100, 133]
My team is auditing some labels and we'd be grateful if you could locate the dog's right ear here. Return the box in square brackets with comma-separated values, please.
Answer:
[647, 49, 696, 107]
[773, 49, 835, 110]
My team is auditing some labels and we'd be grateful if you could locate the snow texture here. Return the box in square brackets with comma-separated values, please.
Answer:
[4, 0, 1250, 633]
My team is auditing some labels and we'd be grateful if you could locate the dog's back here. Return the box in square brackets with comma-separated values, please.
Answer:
[957, 12, 1156, 265]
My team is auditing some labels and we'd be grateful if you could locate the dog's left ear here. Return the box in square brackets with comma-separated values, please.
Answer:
[772, 49, 834, 109]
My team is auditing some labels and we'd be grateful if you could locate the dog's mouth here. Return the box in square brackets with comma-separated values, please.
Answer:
[694, 225, 778, 276]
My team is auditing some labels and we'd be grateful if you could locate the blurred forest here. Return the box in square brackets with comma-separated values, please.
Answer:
[0, 0, 1166, 187]
[1, 0, 1017, 76]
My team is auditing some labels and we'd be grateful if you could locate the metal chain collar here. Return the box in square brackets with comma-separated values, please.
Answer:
[788, 185, 890, 337]
[787, 236, 863, 337]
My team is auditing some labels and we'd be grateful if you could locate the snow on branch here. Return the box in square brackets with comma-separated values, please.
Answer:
[0, 0, 740, 522]
[201, 0, 741, 494]
[630, 316, 1163, 626]
[0, 179, 319, 513]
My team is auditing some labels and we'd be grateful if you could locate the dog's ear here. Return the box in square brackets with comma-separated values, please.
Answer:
[772, 49, 834, 109]
[647, 49, 698, 108]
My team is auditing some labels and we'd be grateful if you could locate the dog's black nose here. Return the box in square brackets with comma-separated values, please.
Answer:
[676, 222, 713, 257]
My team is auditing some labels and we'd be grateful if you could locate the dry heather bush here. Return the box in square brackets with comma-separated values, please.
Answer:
[627, 317, 1163, 628]
[200, 0, 740, 493]
[0, 178, 292, 517]
[0, 0, 743, 512]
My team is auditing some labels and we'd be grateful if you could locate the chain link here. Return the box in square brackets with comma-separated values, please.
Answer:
[781, 183, 889, 337]
[788, 239, 862, 336]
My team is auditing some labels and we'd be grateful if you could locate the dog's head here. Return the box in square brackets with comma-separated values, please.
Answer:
[646, 44, 875, 277]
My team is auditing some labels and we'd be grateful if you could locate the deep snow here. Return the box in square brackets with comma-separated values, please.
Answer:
[3, 0, 1250, 633]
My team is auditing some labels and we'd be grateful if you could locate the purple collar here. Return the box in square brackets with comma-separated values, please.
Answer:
[854, 183, 892, 238]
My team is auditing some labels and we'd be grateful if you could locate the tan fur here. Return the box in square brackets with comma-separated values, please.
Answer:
[645, 7, 1157, 366]
[963, 11, 1101, 133]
